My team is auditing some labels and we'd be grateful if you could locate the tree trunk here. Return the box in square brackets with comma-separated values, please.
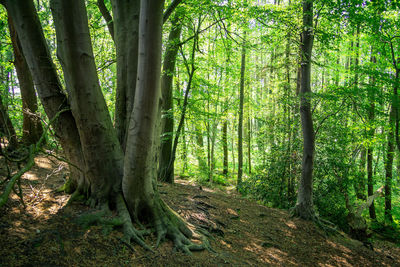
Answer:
[237, 33, 246, 190]
[292, 0, 315, 220]
[356, 148, 367, 200]
[111, 0, 140, 150]
[8, 16, 43, 146]
[3, 0, 86, 193]
[50, 0, 124, 204]
[222, 120, 228, 175]
[367, 54, 377, 220]
[97, 0, 114, 41]
[122, 0, 201, 251]
[0, 93, 18, 150]
[159, 14, 182, 183]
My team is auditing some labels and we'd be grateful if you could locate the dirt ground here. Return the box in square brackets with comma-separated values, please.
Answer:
[1, 155, 400, 266]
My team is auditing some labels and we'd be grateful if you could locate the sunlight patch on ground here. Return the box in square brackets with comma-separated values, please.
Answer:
[23, 172, 39, 181]
[285, 220, 297, 229]
[35, 157, 53, 169]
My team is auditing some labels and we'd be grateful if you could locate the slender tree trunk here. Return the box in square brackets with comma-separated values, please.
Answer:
[368, 54, 377, 220]
[51, 0, 124, 204]
[384, 70, 398, 223]
[111, 0, 140, 150]
[159, 14, 182, 183]
[223, 120, 228, 175]
[97, 0, 114, 41]
[247, 99, 252, 174]
[3, 0, 86, 193]
[292, 0, 315, 220]
[356, 148, 367, 200]
[237, 33, 246, 190]
[384, 108, 394, 223]
[8, 16, 43, 146]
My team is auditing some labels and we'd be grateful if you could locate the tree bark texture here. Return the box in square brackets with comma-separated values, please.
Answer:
[111, 0, 140, 150]
[50, 0, 124, 204]
[292, 0, 315, 220]
[159, 13, 182, 183]
[8, 16, 43, 146]
[123, 0, 165, 218]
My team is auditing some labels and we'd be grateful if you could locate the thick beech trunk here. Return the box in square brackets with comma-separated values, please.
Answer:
[122, 0, 202, 252]
[3, 0, 85, 192]
[159, 13, 182, 183]
[8, 16, 43, 145]
[292, 0, 315, 220]
[51, 0, 124, 204]
[111, 0, 140, 150]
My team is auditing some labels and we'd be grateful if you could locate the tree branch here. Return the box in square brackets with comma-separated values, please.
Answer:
[163, 0, 183, 24]
[97, 0, 114, 41]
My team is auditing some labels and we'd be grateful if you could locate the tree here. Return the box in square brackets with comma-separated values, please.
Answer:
[2, 0, 205, 252]
[291, 0, 315, 220]
[159, 11, 183, 183]
[8, 16, 43, 146]
[237, 32, 246, 190]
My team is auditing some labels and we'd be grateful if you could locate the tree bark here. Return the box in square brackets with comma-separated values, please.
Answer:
[8, 16, 43, 146]
[0, 93, 18, 150]
[97, 0, 114, 41]
[50, 0, 124, 204]
[292, 0, 315, 220]
[111, 0, 140, 150]
[3, 0, 86, 193]
[367, 54, 377, 220]
[237, 33, 246, 190]
[222, 120, 228, 175]
[159, 13, 182, 183]
[122, 0, 202, 252]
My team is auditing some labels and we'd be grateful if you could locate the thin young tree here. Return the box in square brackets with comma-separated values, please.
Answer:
[291, 0, 315, 220]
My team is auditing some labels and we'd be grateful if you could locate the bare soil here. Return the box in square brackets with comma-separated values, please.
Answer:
[1, 155, 400, 266]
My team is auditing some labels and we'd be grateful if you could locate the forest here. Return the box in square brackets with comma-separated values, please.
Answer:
[1, 0, 400, 266]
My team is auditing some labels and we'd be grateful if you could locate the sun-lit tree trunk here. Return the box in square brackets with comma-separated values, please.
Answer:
[122, 0, 202, 251]
[292, 0, 315, 220]
[159, 13, 182, 183]
[112, 0, 140, 150]
[8, 16, 43, 146]
[237, 33, 246, 190]
[3, 0, 86, 193]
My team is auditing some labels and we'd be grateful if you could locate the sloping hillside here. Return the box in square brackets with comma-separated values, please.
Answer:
[1, 156, 399, 266]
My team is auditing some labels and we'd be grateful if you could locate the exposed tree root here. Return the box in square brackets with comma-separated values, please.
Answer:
[118, 191, 211, 254]
[116, 194, 154, 252]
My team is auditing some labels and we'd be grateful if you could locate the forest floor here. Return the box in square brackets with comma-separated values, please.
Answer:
[1, 155, 400, 266]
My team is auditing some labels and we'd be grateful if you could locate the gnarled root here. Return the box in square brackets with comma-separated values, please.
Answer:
[120, 192, 209, 254]
[152, 198, 206, 254]
[116, 194, 153, 251]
